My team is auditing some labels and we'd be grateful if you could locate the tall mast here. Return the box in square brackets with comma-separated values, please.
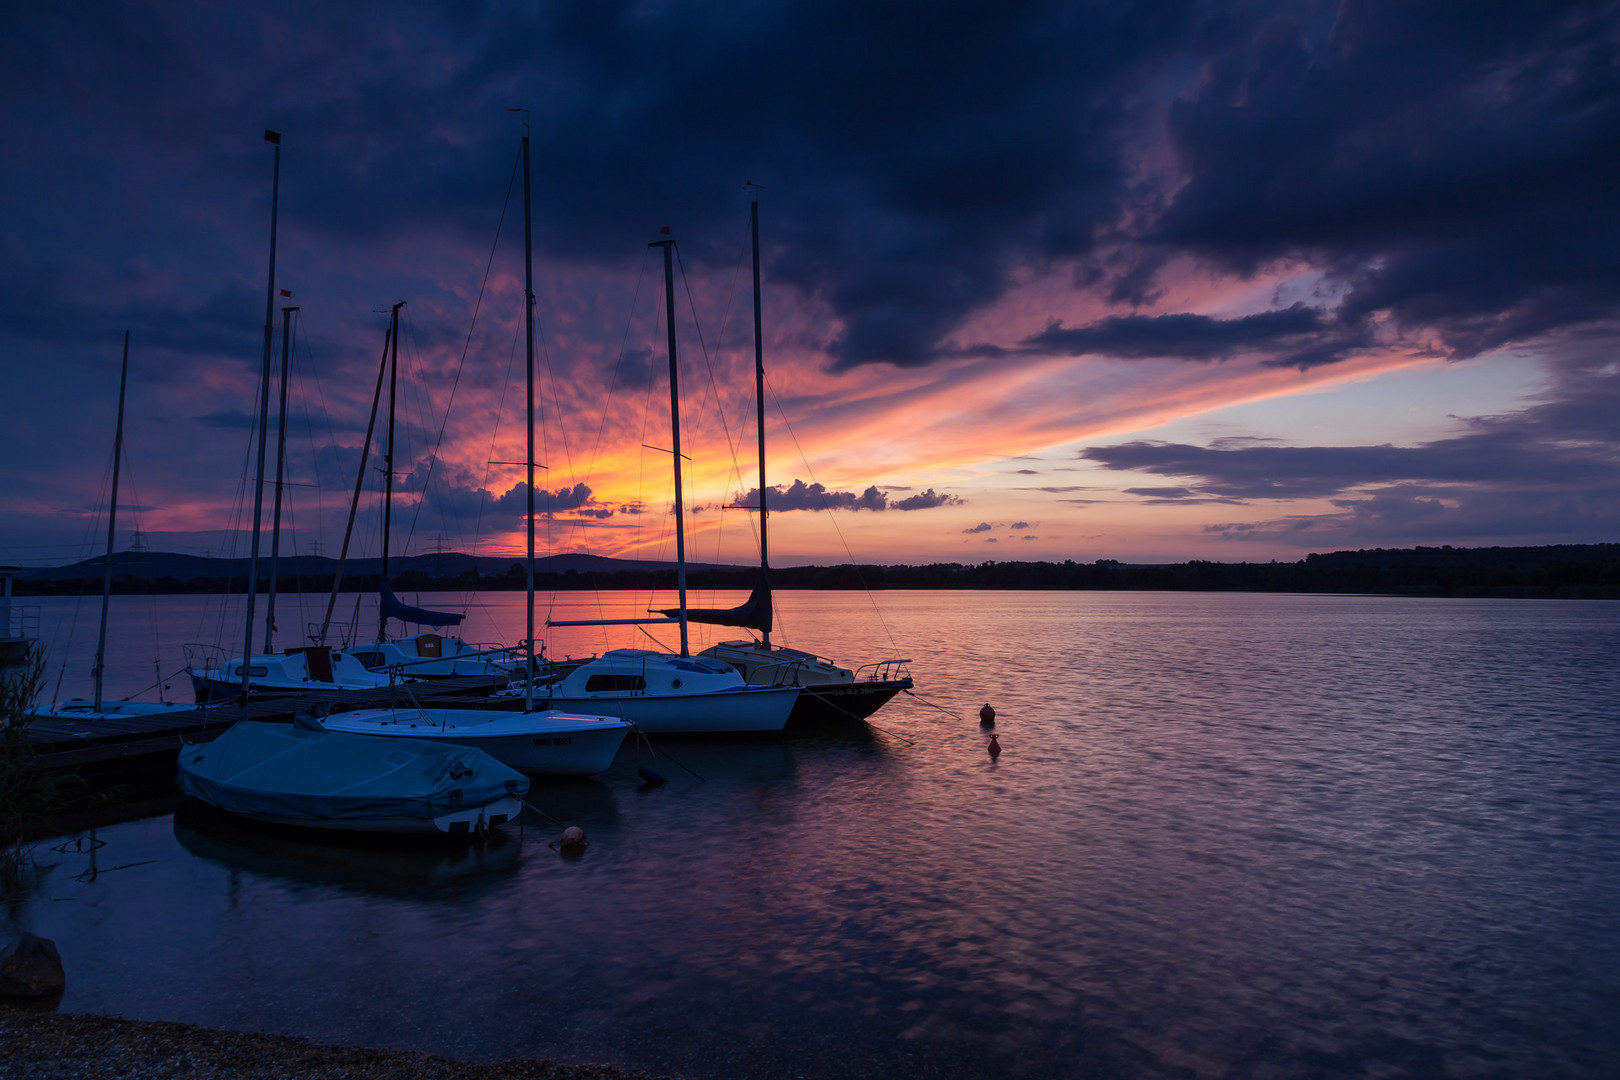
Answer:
[522, 134, 537, 709]
[264, 304, 297, 653]
[241, 129, 281, 717]
[650, 238, 688, 656]
[318, 325, 389, 646]
[379, 299, 403, 642]
[93, 330, 130, 711]
[751, 198, 770, 648]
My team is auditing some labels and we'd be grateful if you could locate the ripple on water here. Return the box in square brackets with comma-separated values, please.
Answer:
[11, 591, 1620, 1078]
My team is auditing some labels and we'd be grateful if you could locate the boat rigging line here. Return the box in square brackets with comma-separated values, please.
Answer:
[400, 139, 515, 547]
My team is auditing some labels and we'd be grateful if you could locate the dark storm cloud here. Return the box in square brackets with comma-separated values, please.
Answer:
[1205, 479, 1620, 546]
[1153, 1, 1620, 362]
[413, 478, 598, 526]
[892, 489, 961, 510]
[1084, 356, 1620, 530]
[1, 1, 1215, 372]
[196, 410, 260, 431]
[5, 1, 1620, 563]
[510, 0, 1202, 371]
[1019, 304, 1327, 362]
[1086, 436, 1609, 501]
[740, 480, 962, 513]
[7, 0, 1616, 385]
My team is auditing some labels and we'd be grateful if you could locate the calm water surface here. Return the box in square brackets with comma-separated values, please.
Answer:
[10, 590, 1620, 1078]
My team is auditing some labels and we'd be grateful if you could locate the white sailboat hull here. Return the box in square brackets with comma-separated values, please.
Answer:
[320, 708, 631, 775]
[533, 685, 800, 734]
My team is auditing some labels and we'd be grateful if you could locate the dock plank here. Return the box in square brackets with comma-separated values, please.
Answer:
[19, 674, 511, 781]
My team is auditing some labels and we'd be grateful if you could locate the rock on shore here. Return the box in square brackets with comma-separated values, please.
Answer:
[0, 1009, 674, 1079]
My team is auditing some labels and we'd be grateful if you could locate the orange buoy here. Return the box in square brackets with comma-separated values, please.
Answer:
[559, 826, 588, 851]
[979, 703, 996, 727]
[987, 732, 1001, 758]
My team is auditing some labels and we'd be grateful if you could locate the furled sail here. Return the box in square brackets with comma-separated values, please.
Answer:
[379, 578, 464, 627]
[661, 578, 773, 634]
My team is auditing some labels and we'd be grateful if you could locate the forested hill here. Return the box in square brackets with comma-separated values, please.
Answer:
[12, 543, 1619, 599]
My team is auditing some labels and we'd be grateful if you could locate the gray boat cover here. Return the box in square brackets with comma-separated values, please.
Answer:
[177, 721, 528, 823]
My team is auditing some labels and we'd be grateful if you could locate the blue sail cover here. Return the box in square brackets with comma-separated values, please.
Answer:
[660, 577, 773, 634]
[379, 578, 464, 627]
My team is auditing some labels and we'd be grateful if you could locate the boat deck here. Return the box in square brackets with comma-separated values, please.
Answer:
[21, 674, 510, 780]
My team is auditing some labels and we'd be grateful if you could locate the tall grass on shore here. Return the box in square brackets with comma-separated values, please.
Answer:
[1, 651, 58, 884]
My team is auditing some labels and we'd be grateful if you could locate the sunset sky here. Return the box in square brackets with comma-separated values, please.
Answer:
[3, 1, 1617, 569]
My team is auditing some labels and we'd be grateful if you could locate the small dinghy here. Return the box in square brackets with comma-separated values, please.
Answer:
[177, 720, 528, 836]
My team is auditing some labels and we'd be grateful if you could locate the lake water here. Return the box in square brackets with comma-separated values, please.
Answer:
[9, 590, 1620, 1078]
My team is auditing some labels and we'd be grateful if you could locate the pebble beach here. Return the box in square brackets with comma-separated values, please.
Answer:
[0, 1009, 671, 1080]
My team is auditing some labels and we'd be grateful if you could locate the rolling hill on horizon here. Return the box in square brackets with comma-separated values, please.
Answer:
[16, 550, 736, 583]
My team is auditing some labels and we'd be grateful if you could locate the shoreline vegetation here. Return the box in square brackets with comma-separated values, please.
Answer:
[10, 543, 1620, 600]
[0, 1008, 670, 1079]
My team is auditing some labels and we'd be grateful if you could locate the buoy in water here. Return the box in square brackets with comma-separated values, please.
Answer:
[979, 703, 996, 727]
[986, 732, 1001, 758]
[559, 826, 588, 851]
[638, 766, 668, 785]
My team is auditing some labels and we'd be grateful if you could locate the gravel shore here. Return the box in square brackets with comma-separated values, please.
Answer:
[0, 1008, 673, 1079]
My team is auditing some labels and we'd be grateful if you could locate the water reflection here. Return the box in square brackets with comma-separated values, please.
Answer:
[172, 800, 524, 903]
[14, 594, 1620, 1079]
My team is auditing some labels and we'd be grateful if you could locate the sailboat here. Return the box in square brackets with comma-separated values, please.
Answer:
[175, 131, 532, 834]
[318, 132, 631, 776]
[335, 301, 526, 682]
[510, 232, 802, 735]
[182, 301, 407, 705]
[679, 198, 914, 725]
[40, 332, 196, 721]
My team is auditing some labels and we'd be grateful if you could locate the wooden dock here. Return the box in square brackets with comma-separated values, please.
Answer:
[22, 675, 510, 783]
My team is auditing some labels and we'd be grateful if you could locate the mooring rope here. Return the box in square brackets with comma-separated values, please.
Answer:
[629, 722, 708, 783]
[901, 688, 971, 724]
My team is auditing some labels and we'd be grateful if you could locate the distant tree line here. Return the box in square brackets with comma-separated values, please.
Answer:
[14, 544, 1620, 599]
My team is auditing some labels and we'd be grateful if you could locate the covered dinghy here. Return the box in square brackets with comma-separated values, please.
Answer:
[177, 721, 527, 836]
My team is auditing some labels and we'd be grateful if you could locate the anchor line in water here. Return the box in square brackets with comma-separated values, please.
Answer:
[862, 718, 916, 746]
[627, 722, 708, 784]
[797, 691, 919, 745]
[521, 799, 569, 830]
[901, 688, 973, 724]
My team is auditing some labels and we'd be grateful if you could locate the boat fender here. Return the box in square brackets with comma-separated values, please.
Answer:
[987, 732, 1001, 758]
[638, 767, 668, 785]
[979, 703, 996, 727]
[559, 826, 588, 851]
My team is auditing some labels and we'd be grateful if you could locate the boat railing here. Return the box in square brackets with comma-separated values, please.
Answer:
[853, 659, 913, 684]
[498, 656, 585, 697]
[183, 642, 232, 675]
[305, 620, 353, 648]
[3, 603, 39, 644]
[745, 659, 806, 688]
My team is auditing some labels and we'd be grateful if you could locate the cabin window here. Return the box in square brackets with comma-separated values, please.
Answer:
[232, 666, 269, 678]
[350, 652, 387, 670]
[584, 673, 646, 693]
